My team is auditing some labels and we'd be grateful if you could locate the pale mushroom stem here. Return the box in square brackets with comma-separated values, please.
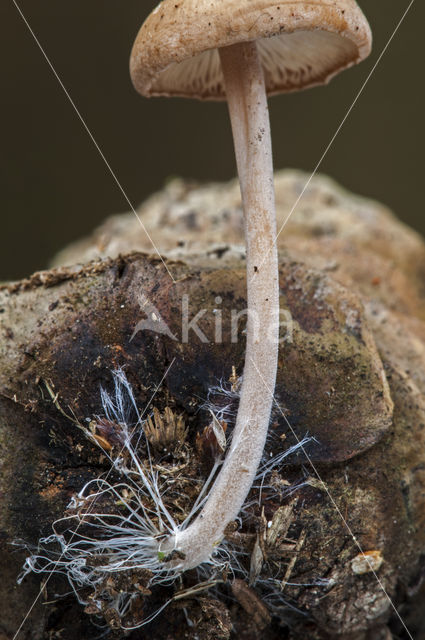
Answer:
[164, 41, 279, 570]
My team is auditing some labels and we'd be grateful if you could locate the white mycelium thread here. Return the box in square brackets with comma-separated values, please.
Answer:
[19, 369, 311, 629]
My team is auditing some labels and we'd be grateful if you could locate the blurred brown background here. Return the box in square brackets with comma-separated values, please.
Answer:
[0, 1, 423, 280]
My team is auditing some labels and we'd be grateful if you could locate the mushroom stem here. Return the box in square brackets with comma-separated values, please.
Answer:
[164, 41, 279, 570]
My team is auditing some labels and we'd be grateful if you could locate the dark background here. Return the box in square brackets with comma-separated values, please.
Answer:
[0, 1, 423, 280]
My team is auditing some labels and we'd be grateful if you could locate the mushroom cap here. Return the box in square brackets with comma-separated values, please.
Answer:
[130, 0, 372, 101]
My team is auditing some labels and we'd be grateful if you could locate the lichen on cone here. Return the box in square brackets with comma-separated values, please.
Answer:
[1, 170, 425, 639]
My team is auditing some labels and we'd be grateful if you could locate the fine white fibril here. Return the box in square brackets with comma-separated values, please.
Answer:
[19, 369, 311, 629]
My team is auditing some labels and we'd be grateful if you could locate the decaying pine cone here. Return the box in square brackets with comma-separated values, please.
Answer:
[1, 170, 425, 640]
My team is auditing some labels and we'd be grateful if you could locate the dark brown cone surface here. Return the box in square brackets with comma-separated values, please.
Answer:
[1, 171, 425, 639]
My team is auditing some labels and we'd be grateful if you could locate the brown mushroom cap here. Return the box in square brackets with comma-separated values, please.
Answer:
[130, 0, 372, 101]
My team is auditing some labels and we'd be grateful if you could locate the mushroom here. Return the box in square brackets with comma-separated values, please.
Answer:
[130, 0, 372, 571]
